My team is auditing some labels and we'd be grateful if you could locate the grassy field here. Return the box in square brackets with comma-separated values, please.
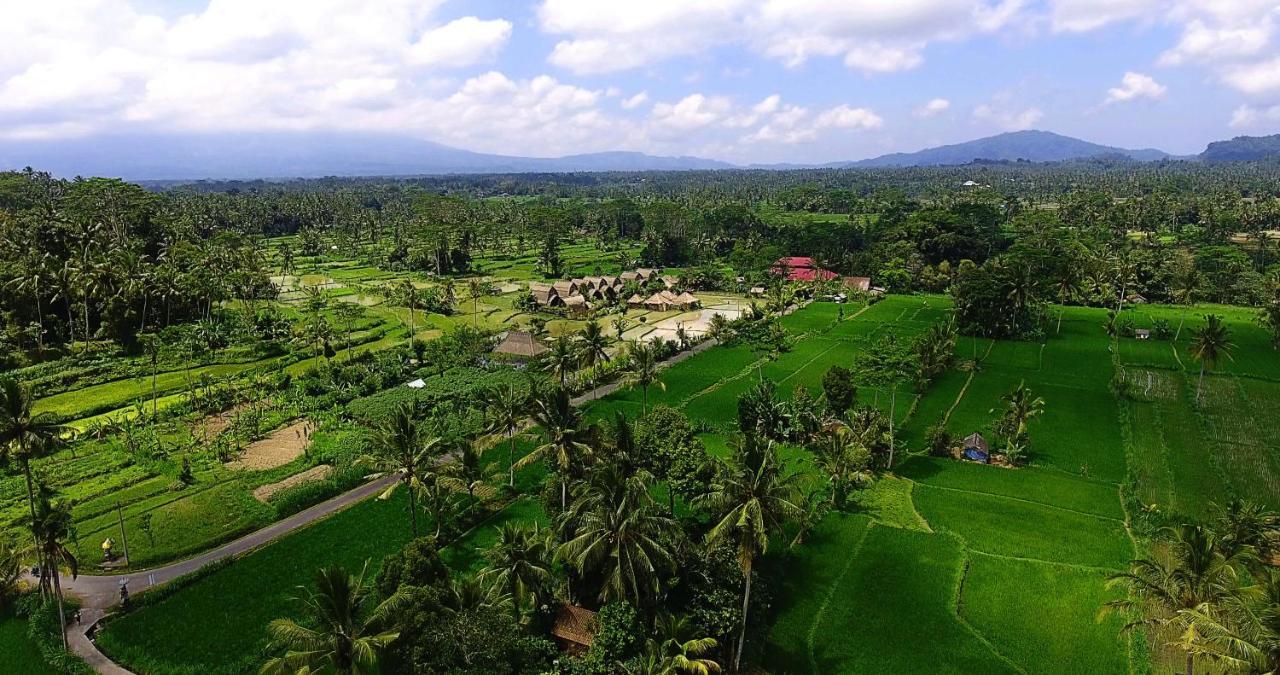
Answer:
[0, 606, 59, 675]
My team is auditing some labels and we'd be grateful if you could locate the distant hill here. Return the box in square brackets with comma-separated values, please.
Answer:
[1199, 134, 1280, 162]
[845, 130, 1169, 167]
[0, 132, 732, 180]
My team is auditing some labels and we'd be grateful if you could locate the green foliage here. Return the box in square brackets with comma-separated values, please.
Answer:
[820, 365, 856, 414]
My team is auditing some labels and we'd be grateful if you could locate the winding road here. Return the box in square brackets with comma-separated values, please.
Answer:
[30, 329, 742, 673]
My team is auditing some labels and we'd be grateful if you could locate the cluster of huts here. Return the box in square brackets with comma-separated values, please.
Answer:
[528, 269, 699, 314]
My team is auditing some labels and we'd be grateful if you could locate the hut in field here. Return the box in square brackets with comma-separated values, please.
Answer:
[619, 271, 641, 285]
[842, 276, 872, 293]
[674, 292, 701, 309]
[493, 331, 549, 359]
[562, 295, 590, 315]
[635, 268, 658, 283]
[529, 282, 561, 307]
[627, 293, 646, 309]
[552, 280, 578, 298]
[551, 605, 598, 655]
[643, 290, 681, 311]
[749, 286, 766, 296]
[661, 275, 680, 290]
[962, 433, 990, 463]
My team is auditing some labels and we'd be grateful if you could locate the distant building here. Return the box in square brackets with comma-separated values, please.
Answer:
[772, 256, 838, 282]
[1135, 329, 1151, 340]
[493, 331, 549, 359]
[842, 276, 872, 292]
[551, 605, 599, 655]
[962, 433, 990, 463]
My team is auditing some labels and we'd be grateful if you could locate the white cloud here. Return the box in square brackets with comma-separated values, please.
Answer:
[538, 0, 1024, 75]
[915, 98, 951, 117]
[1104, 71, 1167, 104]
[0, 0, 516, 138]
[815, 105, 884, 130]
[973, 100, 1043, 130]
[1230, 103, 1280, 128]
[1047, 0, 1161, 32]
[650, 93, 735, 132]
[620, 92, 649, 109]
[1221, 56, 1280, 96]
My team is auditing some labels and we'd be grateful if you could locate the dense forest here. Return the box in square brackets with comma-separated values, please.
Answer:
[3, 160, 1279, 366]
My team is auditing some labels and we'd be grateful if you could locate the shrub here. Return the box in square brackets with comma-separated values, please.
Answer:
[926, 423, 953, 457]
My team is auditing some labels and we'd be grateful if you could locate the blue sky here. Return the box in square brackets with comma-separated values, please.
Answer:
[2, 1, 1278, 163]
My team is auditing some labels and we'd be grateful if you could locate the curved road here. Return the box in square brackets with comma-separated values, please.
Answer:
[33, 330, 739, 673]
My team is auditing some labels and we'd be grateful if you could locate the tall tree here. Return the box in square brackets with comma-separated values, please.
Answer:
[0, 378, 69, 589]
[359, 405, 439, 538]
[262, 563, 407, 675]
[31, 489, 77, 650]
[628, 341, 665, 414]
[544, 336, 578, 388]
[486, 384, 529, 488]
[518, 386, 593, 510]
[1188, 314, 1234, 403]
[478, 524, 553, 616]
[697, 435, 801, 671]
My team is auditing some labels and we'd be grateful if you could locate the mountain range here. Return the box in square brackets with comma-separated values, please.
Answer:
[1, 129, 1277, 181]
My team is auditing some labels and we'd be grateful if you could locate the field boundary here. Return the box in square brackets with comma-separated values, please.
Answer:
[804, 520, 873, 675]
[910, 480, 1126, 523]
[951, 544, 1028, 674]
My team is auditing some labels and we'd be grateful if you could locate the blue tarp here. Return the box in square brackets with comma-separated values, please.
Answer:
[962, 448, 989, 463]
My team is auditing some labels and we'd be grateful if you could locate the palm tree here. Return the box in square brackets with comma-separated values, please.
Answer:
[697, 435, 802, 671]
[397, 279, 418, 342]
[612, 316, 628, 340]
[557, 463, 676, 608]
[467, 278, 494, 328]
[578, 321, 611, 368]
[996, 382, 1045, 443]
[31, 489, 77, 649]
[1103, 524, 1241, 675]
[544, 335, 578, 387]
[812, 424, 871, 508]
[645, 612, 722, 674]
[1180, 568, 1280, 674]
[478, 524, 553, 615]
[261, 563, 407, 675]
[358, 404, 440, 538]
[442, 441, 495, 501]
[518, 387, 593, 510]
[486, 385, 529, 488]
[628, 341, 665, 414]
[0, 378, 70, 583]
[416, 471, 457, 539]
[1189, 314, 1233, 403]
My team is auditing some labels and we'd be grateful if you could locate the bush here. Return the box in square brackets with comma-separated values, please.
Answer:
[270, 466, 366, 518]
[926, 423, 953, 457]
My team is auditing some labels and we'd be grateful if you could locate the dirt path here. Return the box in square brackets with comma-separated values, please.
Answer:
[225, 420, 312, 471]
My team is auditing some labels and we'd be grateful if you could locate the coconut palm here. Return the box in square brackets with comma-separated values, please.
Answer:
[697, 435, 802, 671]
[0, 533, 24, 606]
[478, 523, 554, 615]
[645, 612, 722, 675]
[1103, 524, 1241, 675]
[31, 489, 77, 649]
[995, 382, 1045, 444]
[557, 463, 676, 608]
[467, 278, 494, 328]
[517, 386, 593, 510]
[812, 424, 872, 508]
[486, 384, 529, 487]
[1180, 568, 1280, 674]
[1211, 499, 1279, 564]
[261, 563, 407, 675]
[628, 341, 665, 414]
[0, 378, 70, 584]
[441, 441, 495, 501]
[416, 471, 458, 539]
[544, 335, 578, 387]
[612, 316, 629, 340]
[1189, 314, 1233, 403]
[358, 404, 440, 538]
[578, 321, 611, 368]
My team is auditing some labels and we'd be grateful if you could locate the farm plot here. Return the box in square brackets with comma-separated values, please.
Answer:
[913, 483, 1133, 569]
[768, 523, 1019, 674]
[898, 457, 1124, 520]
[1193, 376, 1280, 508]
[960, 553, 1132, 674]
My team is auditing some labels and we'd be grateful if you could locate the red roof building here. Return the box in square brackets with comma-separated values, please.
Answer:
[772, 257, 838, 282]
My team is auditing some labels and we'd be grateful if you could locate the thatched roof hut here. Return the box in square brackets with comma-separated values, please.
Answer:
[493, 331, 549, 358]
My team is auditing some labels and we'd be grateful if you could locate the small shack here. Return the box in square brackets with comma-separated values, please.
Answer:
[674, 292, 701, 309]
[842, 276, 871, 293]
[1135, 329, 1151, 340]
[962, 433, 990, 463]
[1125, 294, 1148, 305]
[749, 286, 766, 296]
[493, 331, 549, 360]
[627, 293, 646, 309]
[562, 295, 590, 315]
[551, 604, 599, 655]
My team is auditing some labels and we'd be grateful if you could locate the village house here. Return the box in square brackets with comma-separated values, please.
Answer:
[772, 256, 838, 282]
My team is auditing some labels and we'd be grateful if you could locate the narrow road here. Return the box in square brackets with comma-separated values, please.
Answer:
[34, 326, 750, 673]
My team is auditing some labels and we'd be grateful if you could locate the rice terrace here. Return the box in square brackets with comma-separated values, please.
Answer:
[4, 4, 1280, 674]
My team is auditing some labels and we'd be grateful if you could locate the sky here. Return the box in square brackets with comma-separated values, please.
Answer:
[1, 0, 1278, 164]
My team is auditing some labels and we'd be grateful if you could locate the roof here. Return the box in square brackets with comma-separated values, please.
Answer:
[963, 432, 989, 452]
[842, 276, 872, 292]
[644, 291, 674, 306]
[552, 280, 577, 295]
[494, 331, 549, 357]
[562, 295, 588, 307]
[406, 378, 426, 389]
[749, 286, 766, 294]
[619, 271, 640, 281]
[675, 292, 699, 305]
[627, 293, 645, 303]
[636, 268, 656, 277]
[777, 267, 839, 282]
[551, 605, 598, 647]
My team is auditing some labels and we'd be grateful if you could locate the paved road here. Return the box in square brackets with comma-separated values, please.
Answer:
[36, 329, 744, 673]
